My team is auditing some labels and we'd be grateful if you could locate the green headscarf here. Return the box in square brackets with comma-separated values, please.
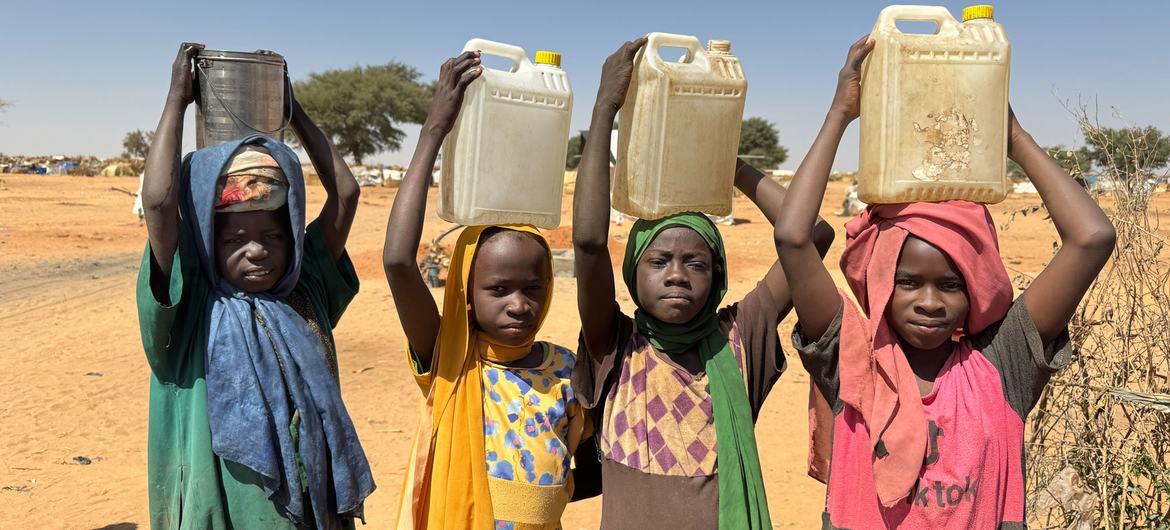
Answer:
[622, 212, 772, 530]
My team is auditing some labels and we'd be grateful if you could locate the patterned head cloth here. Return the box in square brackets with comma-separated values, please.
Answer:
[214, 145, 288, 213]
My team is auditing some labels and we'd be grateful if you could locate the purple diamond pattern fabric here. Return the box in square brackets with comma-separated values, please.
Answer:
[600, 324, 751, 477]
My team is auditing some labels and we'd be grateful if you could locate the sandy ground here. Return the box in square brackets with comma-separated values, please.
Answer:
[1, 173, 1166, 529]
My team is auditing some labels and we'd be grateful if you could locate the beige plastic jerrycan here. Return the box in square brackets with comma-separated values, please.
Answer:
[438, 38, 573, 229]
[614, 33, 747, 220]
[859, 5, 1011, 204]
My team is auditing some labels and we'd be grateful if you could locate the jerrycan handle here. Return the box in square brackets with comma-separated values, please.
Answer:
[876, 5, 960, 36]
[645, 32, 705, 66]
[463, 38, 531, 72]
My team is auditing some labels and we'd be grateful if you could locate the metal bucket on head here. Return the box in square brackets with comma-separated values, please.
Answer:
[195, 49, 290, 149]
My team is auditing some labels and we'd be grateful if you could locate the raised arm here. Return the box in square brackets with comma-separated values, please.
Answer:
[573, 37, 646, 360]
[288, 89, 359, 260]
[775, 37, 873, 340]
[1011, 109, 1116, 345]
[734, 159, 835, 322]
[382, 52, 481, 364]
[142, 42, 203, 275]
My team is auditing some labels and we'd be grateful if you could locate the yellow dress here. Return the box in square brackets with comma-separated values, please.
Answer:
[394, 225, 587, 530]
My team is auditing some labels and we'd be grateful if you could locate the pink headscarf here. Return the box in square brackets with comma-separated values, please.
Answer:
[807, 201, 1013, 507]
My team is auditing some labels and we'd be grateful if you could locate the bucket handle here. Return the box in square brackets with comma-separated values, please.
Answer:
[875, 5, 959, 36]
[462, 38, 530, 73]
[646, 32, 704, 65]
[196, 60, 293, 137]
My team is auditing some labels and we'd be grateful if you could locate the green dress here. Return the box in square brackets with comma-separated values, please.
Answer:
[136, 221, 360, 529]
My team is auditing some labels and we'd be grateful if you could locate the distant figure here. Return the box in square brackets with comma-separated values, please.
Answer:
[610, 207, 626, 225]
[132, 172, 145, 219]
[839, 179, 865, 217]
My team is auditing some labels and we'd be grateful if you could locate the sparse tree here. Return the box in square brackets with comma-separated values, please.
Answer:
[739, 117, 788, 169]
[122, 129, 154, 159]
[1008, 145, 1093, 182]
[566, 133, 584, 169]
[293, 63, 432, 164]
[1084, 126, 1170, 178]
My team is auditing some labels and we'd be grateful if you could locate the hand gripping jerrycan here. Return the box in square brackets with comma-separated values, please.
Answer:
[614, 33, 747, 220]
[859, 5, 1011, 204]
[438, 39, 573, 229]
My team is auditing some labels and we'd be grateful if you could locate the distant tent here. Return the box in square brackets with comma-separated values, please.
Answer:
[1012, 181, 1038, 194]
[50, 162, 79, 175]
[101, 162, 136, 177]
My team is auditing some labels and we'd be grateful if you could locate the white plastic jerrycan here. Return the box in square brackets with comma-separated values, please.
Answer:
[859, 5, 1011, 204]
[438, 39, 573, 229]
[614, 33, 747, 220]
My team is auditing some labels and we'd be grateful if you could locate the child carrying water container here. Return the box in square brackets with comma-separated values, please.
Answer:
[136, 43, 374, 529]
[384, 51, 598, 530]
[570, 38, 834, 529]
[774, 37, 1116, 528]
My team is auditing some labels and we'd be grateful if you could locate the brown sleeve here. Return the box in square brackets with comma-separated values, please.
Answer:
[972, 299, 1072, 421]
[571, 303, 635, 410]
[722, 282, 787, 420]
[791, 305, 844, 415]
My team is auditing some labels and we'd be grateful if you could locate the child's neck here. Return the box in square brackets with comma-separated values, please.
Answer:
[656, 346, 704, 376]
[500, 343, 545, 369]
[900, 339, 956, 397]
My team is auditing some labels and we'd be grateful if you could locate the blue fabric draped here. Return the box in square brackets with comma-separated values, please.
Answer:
[180, 135, 374, 528]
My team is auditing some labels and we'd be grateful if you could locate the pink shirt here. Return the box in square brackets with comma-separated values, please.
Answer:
[795, 301, 1070, 529]
[826, 347, 1022, 527]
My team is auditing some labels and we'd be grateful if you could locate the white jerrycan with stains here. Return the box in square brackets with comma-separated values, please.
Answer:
[439, 39, 572, 229]
[859, 5, 1011, 204]
[614, 33, 747, 220]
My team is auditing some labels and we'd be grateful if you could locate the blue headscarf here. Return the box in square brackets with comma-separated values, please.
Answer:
[180, 135, 374, 528]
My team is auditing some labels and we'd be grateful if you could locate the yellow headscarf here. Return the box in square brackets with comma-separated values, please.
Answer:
[396, 225, 553, 530]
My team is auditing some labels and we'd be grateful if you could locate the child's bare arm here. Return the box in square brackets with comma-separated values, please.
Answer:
[734, 159, 835, 322]
[1011, 109, 1116, 346]
[142, 42, 203, 275]
[382, 52, 481, 365]
[574, 38, 646, 361]
[775, 37, 873, 340]
[289, 91, 359, 261]
[569, 436, 602, 501]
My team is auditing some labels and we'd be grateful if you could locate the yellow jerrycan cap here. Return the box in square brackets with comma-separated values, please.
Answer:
[962, 5, 995, 21]
[535, 51, 561, 67]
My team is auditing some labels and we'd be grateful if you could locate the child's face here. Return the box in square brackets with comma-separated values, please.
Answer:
[470, 233, 551, 347]
[885, 236, 970, 351]
[214, 210, 292, 293]
[635, 227, 715, 325]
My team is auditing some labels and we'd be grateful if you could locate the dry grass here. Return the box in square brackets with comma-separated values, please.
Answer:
[1022, 103, 1170, 529]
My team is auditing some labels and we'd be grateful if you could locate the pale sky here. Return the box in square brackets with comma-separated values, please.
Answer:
[1, 0, 1166, 170]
